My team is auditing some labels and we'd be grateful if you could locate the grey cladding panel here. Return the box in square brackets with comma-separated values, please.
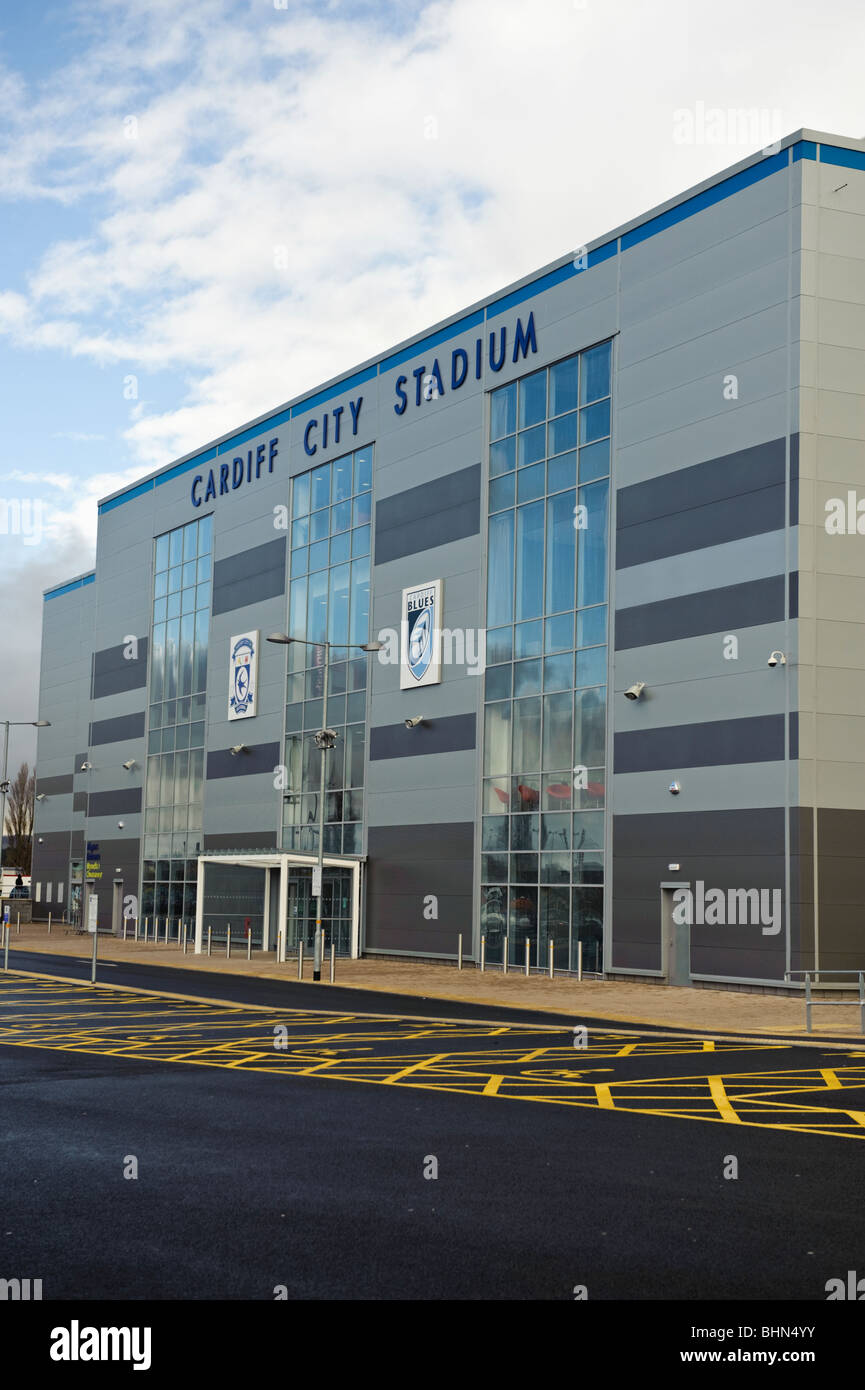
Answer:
[206, 742, 281, 779]
[212, 538, 286, 616]
[615, 576, 785, 649]
[87, 787, 143, 817]
[89, 711, 146, 746]
[375, 464, 481, 564]
[370, 713, 476, 761]
[203, 831, 278, 850]
[36, 774, 74, 797]
[92, 638, 149, 699]
[614, 715, 784, 773]
[366, 821, 474, 955]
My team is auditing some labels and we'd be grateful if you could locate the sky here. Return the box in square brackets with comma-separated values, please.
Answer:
[1, 0, 865, 771]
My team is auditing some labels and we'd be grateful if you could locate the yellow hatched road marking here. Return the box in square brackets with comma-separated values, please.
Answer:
[820, 1068, 842, 1089]
[708, 1075, 741, 1123]
[595, 1084, 615, 1109]
[382, 1053, 449, 1084]
[703, 1040, 715, 1051]
[483, 1075, 504, 1096]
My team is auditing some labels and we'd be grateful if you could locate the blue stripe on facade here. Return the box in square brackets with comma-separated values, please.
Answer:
[96, 141, 830, 517]
[378, 312, 485, 374]
[154, 446, 217, 487]
[44, 573, 96, 600]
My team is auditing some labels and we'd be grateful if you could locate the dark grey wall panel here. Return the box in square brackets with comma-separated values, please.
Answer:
[375, 464, 481, 564]
[206, 742, 281, 779]
[87, 787, 142, 817]
[89, 711, 145, 746]
[617, 483, 785, 569]
[88, 836, 142, 932]
[30, 830, 70, 916]
[366, 822, 474, 954]
[91, 638, 149, 699]
[72, 792, 87, 813]
[618, 437, 785, 526]
[36, 774, 74, 797]
[615, 575, 785, 650]
[370, 713, 476, 761]
[211, 538, 286, 616]
[615, 713, 784, 773]
[203, 831, 278, 850]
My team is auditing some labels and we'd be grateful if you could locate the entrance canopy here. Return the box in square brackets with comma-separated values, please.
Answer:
[194, 852, 363, 957]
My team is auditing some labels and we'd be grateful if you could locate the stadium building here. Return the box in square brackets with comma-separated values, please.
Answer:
[32, 129, 865, 987]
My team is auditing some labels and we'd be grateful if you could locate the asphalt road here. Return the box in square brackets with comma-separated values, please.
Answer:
[2, 967, 864, 1302]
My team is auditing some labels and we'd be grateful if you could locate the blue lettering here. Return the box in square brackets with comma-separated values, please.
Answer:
[512, 312, 537, 362]
[429, 359, 444, 399]
[475, 337, 483, 379]
[451, 348, 468, 390]
[247, 450, 252, 483]
[219, 462, 230, 494]
[332, 406, 343, 443]
[232, 456, 244, 489]
[412, 366, 426, 407]
[204, 470, 216, 502]
[394, 376, 408, 415]
[256, 443, 265, 477]
[268, 437, 278, 471]
[349, 397, 363, 435]
[191, 475, 203, 507]
[304, 419, 318, 456]
[490, 327, 507, 372]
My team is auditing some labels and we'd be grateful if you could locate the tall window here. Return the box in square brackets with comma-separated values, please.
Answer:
[284, 445, 372, 857]
[482, 341, 611, 971]
[141, 514, 213, 930]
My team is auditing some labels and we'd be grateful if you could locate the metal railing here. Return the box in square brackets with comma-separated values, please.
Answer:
[785, 970, 865, 1033]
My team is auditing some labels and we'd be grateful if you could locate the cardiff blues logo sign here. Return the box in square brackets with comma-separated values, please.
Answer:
[228, 630, 259, 720]
[400, 580, 442, 689]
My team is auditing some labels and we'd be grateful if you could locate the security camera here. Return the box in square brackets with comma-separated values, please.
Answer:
[122, 760, 136, 771]
[79, 761, 92, 771]
[229, 744, 247, 756]
[669, 781, 681, 795]
[35, 793, 47, 801]
[624, 682, 645, 701]
[117, 820, 125, 829]
[404, 715, 425, 729]
[767, 651, 786, 667]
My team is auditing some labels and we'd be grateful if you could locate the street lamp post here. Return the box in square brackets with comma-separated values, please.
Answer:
[267, 634, 381, 981]
[0, 719, 50, 875]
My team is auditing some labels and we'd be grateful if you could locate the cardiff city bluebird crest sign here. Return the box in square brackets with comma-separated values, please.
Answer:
[400, 580, 442, 689]
[228, 630, 259, 720]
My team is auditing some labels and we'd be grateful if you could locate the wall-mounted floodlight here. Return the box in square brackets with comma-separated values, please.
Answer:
[79, 761, 92, 771]
[405, 715, 425, 729]
[767, 651, 787, 667]
[669, 782, 681, 795]
[624, 682, 646, 701]
[35, 793, 47, 801]
[229, 744, 248, 756]
[122, 760, 136, 771]
[117, 820, 125, 829]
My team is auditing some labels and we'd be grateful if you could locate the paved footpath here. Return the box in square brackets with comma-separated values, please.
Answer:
[5, 922, 864, 1041]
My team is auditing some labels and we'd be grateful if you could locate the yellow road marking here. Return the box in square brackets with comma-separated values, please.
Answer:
[595, 1084, 615, 1109]
[483, 1075, 504, 1095]
[382, 1053, 449, 1084]
[820, 1068, 842, 1089]
[708, 1075, 741, 1123]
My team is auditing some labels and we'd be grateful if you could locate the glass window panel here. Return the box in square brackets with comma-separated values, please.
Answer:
[514, 619, 542, 659]
[164, 700, 177, 726]
[291, 515, 309, 549]
[509, 812, 539, 851]
[155, 534, 170, 572]
[574, 687, 606, 767]
[489, 436, 515, 477]
[165, 589, 181, 620]
[309, 539, 329, 572]
[577, 605, 606, 647]
[333, 454, 352, 503]
[484, 779, 511, 814]
[307, 570, 328, 646]
[541, 812, 570, 850]
[489, 473, 515, 512]
[543, 691, 573, 770]
[545, 613, 573, 653]
[352, 493, 371, 528]
[511, 852, 539, 884]
[349, 556, 370, 647]
[354, 446, 372, 494]
[289, 576, 307, 640]
[515, 501, 544, 620]
[517, 461, 545, 503]
[149, 703, 163, 730]
[508, 885, 537, 936]
[342, 822, 361, 854]
[348, 656, 366, 692]
[518, 424, 546, 469]
[351, 525, 370, 558]
[309, 508, 329, 543]
[164, 619, 179, 701]
[577, 480, 609, 607]
[481, 854, 508, 883]
[181, 585, 196, 615]
[346, 723, 365, 786]
[159, 752, 175, 805]
[575, 646, 606, 687]
[177, 696, 190, 723]
[346, 690, 366, 723]
[173, 750, 189, 805]
[571, 887, 604, 961]
[329, 530, 350, 567]
[519, 369, 547, 427]
[345, 788, 363, 821]
[328, 564, 351, 647]
[483, 700, 511, 776]
[572, 848, 602, 884]
[292, 472, 310, 518]
[311, 463, 331, 511]
[167, 565, 181, 594]
[572, 810, 604, 851]
[549, 355, 578, 416]
[193, 610, 208, 692]
[485, 664, 511, 701]
[487, 510, 514, 628]
[574, 767, 605, 809]
[513, 658, 541, 697]
[197, 513, 213, 554]
[161, 725, 175, 752]
[325, 735, 345, 791]
[579, 398, 611, 444]
[331, 499, 351, 534]
[174, 721, 190, 751]
[286, 671, 304, 703]
[291, 547, 308, 578]
[189, 720, 205, 747]
[481, 886, 507, 936]
[549, 411, 577, 456]
[182, 559, 196, 588]
[539, 886, 570, 943]
[580, 341, 612, 404]
[578, 437, 610, 483]
[153, 571, 168, 599]
[486, 626, 513, 666]
[145, 757, 161, 805]
[545, 489, 576, 616]
[540, 852, 571, 884]
[285, 703, 303, 734]
[512, 695, 541, 774]
[196, 555, 210, 583]
[195, 580, 211, 611]
[490, 382, 516, 440]
[547, 451, 577, 495]
[544, 652, 573, 690]
[482, 817, 508, 851]
[169, 529, 183, 566]
[153, 596, 167, 625]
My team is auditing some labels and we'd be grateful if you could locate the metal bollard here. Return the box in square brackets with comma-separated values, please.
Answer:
[207, 925, 212, 957]
[503, 934, 509, 975]
[90, 927, 98, 985]
[548, 939, 554, 979]
[226, 926, 232, 959]
[525, 937, 530, 976]
[16, 912, 20, 934]
[176, 918, 182, 947]
[330, 941, 335, 983]
[457, 933, 463, 971]
[3, 924, 9, 971]
[247, 929, 252, 962]
[134, 916, 139, 942]
[577, 940, 583, 982]
[182, 924, 188, 955]
[805, 973, 812, 1034]
[480, 934, 486, 972]
[122, 917, 127, 942]
[47, 913, 52, 935]
[298, 941, 304, 980]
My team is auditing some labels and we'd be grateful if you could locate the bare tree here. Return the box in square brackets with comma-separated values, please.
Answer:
[6, 762, 35, 874]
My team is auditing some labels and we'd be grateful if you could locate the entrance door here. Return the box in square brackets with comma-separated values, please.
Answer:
[661, 882, 691, 986]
